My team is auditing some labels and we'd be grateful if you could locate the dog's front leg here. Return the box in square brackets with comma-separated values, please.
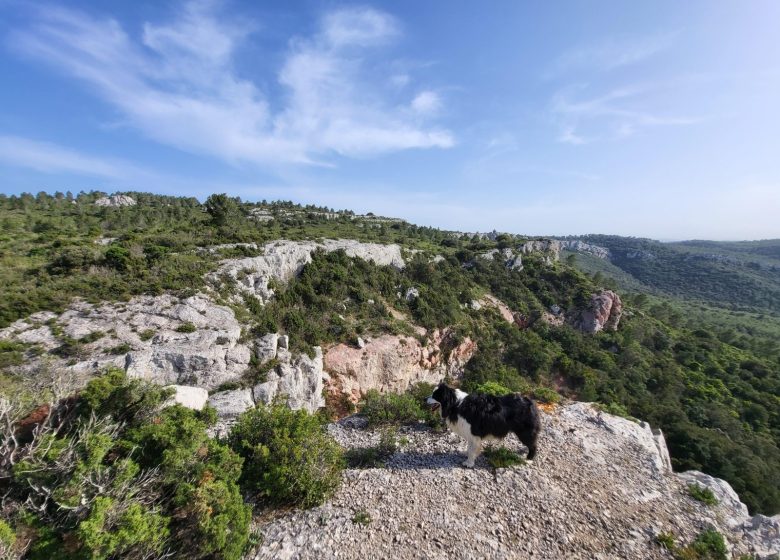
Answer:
[463, 437, 482, 468]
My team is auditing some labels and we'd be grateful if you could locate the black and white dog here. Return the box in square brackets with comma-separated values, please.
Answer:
[426, 383, 540, 467]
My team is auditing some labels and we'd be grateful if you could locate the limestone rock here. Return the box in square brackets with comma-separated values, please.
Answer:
[94, 194, 136, 207]
[255, 333, 279, 365]
[677, 471, 749, 527]
[209, 239, 405, 304]
[253, 347, 326, 412]
[207, 388, 255, 435]
[560, 240, 611, 259]
[0, 294, 251, 390]
[166, 385, 209, 410]
[324, 329, 476, 403]
[572, 290, 623, 334]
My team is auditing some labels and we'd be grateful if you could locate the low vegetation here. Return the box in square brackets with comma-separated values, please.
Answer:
[228, 400, 344, 508]
[656, 529, 728, 560]
[483, 446, 525, 469]
[688, 484, 719, 506]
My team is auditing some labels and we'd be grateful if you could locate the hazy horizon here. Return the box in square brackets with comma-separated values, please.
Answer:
[1, 1, 779, 240]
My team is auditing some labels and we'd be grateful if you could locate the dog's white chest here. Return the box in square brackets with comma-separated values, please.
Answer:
[446, 416, 474, 439]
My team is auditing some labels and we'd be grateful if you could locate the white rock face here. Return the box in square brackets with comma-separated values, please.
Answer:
[677, 471, 749, 527]
[560, 402, 672, 477]
[166, 385, 209, 410]
[560, 240, 611, 259]
[94, 194, 136, 207]
[207, 388, 255, 435]
[209, 239, 405, 304]
[0, 294, 251, 389]
[253, 347, 325, 412]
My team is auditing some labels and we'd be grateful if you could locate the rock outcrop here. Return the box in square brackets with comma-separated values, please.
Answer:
[94, 194, 136, 207]
[570, 290, 623, 334]
[253, 346, 326, 412]
[519, 239, 561, 263]
[559, 239, 611, 259]
[252, 402, 779, 560]
[324, 330, 476, 403]
[0, 294, 250, 388]
[210, 239, 406, 304]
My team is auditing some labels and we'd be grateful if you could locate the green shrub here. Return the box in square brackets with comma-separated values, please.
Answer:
[688, 484, 719, 506]
[474, 381, 512, 396]
[138, 329, 156, 341]
[530, 386, 560, 404]
[79, 330, 105, 343]
[3, 369, 251, 560]
[0, 519, 15, 548]
[228, 402, 344, 508]
[483, 446, 525, 468]
[656, 529, 728, 560]
[107, 342, 132, 355]
[360, 390, 426, 427]
[176, 322, 197, 333]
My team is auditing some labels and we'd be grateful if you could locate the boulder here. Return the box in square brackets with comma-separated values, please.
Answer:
[207, 388, 255, 435]
[572, 290, 623, 334]
[166, 385, 209, 410]
[255, 333, 279, 365]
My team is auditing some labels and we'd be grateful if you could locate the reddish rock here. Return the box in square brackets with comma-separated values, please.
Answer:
[324, 329, 476, 403]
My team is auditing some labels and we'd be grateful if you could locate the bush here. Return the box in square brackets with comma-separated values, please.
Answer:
[360, 390, 427, 427]
[474, 381, 512, 396]
[138, 329, 156, 341]
[228, 402, 344, 508]
[656, 529, 728, 560]
[176, 322, 197, 333]
[688, 484, 719, 506]
[1, 369, 251, 560]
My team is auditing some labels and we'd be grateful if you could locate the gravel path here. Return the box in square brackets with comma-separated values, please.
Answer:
[250, 404, 758, 559]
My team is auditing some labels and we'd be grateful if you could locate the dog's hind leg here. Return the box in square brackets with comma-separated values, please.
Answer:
[517, 428, 538, 461]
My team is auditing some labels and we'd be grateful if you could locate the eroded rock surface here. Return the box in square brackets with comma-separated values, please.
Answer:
[571, 290, 623, 334]
[252, 403, 779, 560]
[324, 330, 476, 403]
[210, 239, 405, 304]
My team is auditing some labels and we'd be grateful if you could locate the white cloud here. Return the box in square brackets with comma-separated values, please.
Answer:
[0, 135, 140, 178]
[321, 6, 399, 48]
[548, 32, 677, 77]
[410, 91, 442, 115]
[550, 85, 700, 144]
[12, 3, 453, 166]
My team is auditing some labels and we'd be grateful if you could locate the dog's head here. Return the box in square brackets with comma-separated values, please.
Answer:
[426, 382, 456, 416]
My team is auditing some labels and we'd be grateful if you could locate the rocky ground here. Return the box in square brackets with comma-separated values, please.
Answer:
[252, 403, 779, 560]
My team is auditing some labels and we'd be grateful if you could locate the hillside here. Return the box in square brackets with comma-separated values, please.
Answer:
[565, 235, 780, 314]
[0, 191, 779, 558]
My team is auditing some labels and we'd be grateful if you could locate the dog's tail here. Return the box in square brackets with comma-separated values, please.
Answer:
[521, 397, 541, 461]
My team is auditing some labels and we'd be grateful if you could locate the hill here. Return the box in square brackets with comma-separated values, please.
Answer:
[0, 191, 778, 558]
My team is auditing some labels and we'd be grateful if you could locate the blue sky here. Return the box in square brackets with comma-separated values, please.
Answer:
[1, 0, 779, 240]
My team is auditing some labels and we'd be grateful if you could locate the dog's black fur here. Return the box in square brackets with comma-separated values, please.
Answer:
[430, 383, 540, 460]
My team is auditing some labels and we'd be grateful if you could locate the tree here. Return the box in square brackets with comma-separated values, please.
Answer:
[204, 193, 240, 227]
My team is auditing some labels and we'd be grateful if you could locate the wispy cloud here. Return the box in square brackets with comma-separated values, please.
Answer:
[0, 134, 144, 178]
[11, 2, 453, 166]
[548, 32, 677, 77]
[551, 84, 701, 144]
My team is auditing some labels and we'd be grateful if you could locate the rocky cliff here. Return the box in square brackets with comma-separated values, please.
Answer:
[252, 402, 779, 560]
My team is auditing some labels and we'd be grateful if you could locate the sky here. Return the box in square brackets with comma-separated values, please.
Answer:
[1, 1, 779, 240]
